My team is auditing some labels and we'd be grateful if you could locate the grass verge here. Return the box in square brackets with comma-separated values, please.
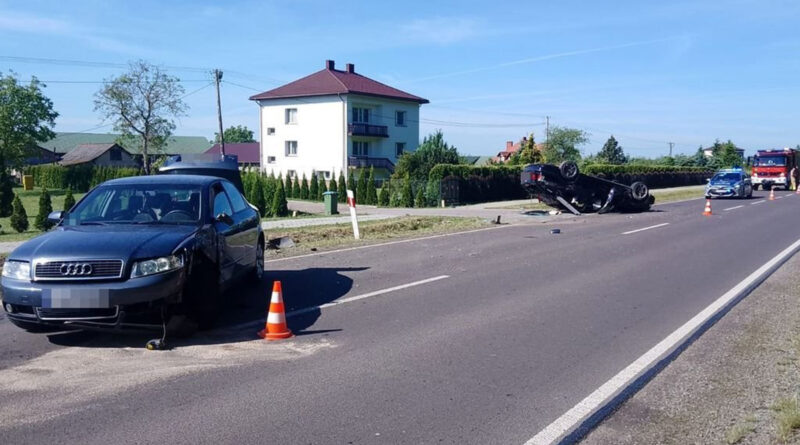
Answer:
[0, 186, 86, 242]
[772, 396, 800, 442]
[651, 185, 706, 204]
[267, 216, 491, 257]
[725, 417, 756, 444]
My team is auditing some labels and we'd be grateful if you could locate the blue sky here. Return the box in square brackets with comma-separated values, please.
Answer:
[2, 0, 799, 158]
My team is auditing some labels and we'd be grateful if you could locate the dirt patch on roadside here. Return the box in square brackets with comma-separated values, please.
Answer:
[583, 254, 800, 444]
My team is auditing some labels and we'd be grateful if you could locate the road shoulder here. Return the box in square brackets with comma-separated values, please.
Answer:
[582, 253, 800, 444]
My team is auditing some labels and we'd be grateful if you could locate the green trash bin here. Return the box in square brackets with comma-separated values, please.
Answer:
[323, 191, 339, 215]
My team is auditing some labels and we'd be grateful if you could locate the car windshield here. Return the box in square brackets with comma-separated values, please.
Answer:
[64, 184, 202, 226]
[754, 156, 786, 166]
[712, 173, 742, 182]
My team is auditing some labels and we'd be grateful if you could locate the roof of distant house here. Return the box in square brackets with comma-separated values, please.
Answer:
[59, 143, 130, 166]
[249, 60, 429, 104]
[40, 133, 212, 155]
[204, 143, 260, 164]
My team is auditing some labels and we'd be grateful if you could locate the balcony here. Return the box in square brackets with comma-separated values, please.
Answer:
[348, 156, 395, 172]
[348, 123, 389, 138]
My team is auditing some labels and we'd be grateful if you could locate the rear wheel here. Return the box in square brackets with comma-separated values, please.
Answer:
[249, 238, 265, 283]
[559, 161, 579, 181]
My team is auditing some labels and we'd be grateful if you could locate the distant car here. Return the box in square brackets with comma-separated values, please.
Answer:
[1, 166, 263, 333]
[521, 161, 654, 213]
[704, 168, 752, 199]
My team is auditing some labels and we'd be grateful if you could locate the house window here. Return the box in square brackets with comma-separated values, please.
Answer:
[395, 142, 406, 157]
[395, 111, 406, 126]
[352, 107, 370, 123]
[316, 171, 331, 179]
[267, 127, 275, 135]
[285, 108, 297, 124]
[287, 170, 297, 178]
[352, 141, 369, 156]
[110, 148, 122, 161]
[285, 141, 298, 156]
[267, 156, 276, 164]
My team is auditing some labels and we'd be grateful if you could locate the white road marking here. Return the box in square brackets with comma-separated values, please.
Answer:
[751, 200, 765, 205]
[776, 195, 784, 199]
[266, 225, 510, 263]
[723, 205, 744, 211]
[621, 223, 669, 235]
[286, 275, 450, 317]
[525, 238, 800, 445]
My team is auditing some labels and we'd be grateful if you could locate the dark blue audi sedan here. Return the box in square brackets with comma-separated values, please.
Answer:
[1, 169, 264, 333]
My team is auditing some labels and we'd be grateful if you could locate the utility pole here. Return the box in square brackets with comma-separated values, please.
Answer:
[545, 116, 550, 143]
[213, 69, 225, 157]
[668, 142, 674, 157]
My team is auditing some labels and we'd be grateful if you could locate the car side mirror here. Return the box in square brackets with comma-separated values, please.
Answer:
[47, 211, 64, 223]
[706, 178, 711, 183]
[215, 212, 234, 226]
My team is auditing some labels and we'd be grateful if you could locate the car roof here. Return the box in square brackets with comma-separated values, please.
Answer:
[102, 174, 221, 187]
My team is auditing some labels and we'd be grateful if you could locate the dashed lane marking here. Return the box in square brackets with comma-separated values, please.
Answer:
[621, 223, 670, 235]
[723, 205, 744, 211]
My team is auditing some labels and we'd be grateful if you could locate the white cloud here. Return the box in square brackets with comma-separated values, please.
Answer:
[0, 10, 151, 55]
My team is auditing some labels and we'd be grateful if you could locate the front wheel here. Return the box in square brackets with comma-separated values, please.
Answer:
[630, 181, 649, 201]
[184, 259, 221, 330]
[559, 161, 579, 181]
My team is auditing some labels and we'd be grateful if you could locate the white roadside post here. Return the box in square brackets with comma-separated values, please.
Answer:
[346, 189, 360, 239]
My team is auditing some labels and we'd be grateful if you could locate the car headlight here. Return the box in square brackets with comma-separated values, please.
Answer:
[2, 260, 30, 280]
[131, 254, 184, 278]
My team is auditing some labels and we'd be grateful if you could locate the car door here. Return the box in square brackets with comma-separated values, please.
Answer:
[211, 183, 238, 284]
[221, 180, 259, 273]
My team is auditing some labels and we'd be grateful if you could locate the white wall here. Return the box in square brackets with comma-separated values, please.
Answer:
[258, 95, 345, 179]
[345, 94, 421, 164]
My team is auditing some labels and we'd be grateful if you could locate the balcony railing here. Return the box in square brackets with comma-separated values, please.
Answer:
[348, 123, 389, 138]
[348, 156, 395, 172]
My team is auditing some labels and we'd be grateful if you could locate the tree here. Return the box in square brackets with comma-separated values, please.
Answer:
[717, 140, 742, 168]
[378, 187, 390, 206]
[34, 187, 54, 231]
[338, 171, 347, 203]
[63, 187, 76, 212]
[356, 169, 368, 203]
[329, 176, 338, 202]
[309, 173, 319, 201]
[300, 173, 309, 199]
[0, 169, 13, 217]
[263, 174, 277, 216]
[94, 60, 187, 175]
[214, 125, 255, 143]
[10, 194, 28, 232]
[692, 146, 708, 167]
[348, 170, 356, 197]
[542, 126, 588, 163]
[401, 178, 413, 207]
[317, 177, 327, 201]
[0, 73, 58, 168]
[508, 133, 542, 165]
[271, 179, 289, 217]
[366, 167, 377, 205]
[292, 176, 301, 199]
[414, 187, 425, 208]
[597, 135, 627, 165]
[251, 176, 266, 215]
[393, 130, 461, 180]
[284, 174, 293, 199]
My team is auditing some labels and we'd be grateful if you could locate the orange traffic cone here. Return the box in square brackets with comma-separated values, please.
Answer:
[769, 187, 776, 201]
[703, 199, 712, 216]
[258, 281, 293, 340]
[796, 185, 800, 196]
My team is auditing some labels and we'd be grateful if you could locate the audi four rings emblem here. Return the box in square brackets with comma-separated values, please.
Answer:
[60, 263, 93, 276]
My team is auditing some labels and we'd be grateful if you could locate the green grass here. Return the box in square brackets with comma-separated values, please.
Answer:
[772, 396, 800, 442]
[267, 216, 491, 255]
[725, 419, 756, 444]
[651, 185, 707, 204]
[0, 186, 86, 242]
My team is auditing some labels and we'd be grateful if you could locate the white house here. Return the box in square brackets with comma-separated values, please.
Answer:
[249, 60, 428, 181]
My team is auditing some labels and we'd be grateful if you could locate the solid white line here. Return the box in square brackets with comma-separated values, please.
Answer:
[286, 275, 450, 317]
[265, 225, 509, 263]
[776, 196, 784, 199]
[751, 200, 765, 205]
[621, 223, 669, 235]
[526, 238, 800, 445]
[723, 205, 744, 211]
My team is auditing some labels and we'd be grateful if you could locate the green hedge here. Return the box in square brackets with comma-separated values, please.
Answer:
[582, 164, 713, 188]
[425, 164, 526, 205]
[24, 165, 142, 192]
[582, 164, 712, 175]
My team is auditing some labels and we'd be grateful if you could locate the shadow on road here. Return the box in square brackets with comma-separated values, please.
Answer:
[42, 266, 368, 350]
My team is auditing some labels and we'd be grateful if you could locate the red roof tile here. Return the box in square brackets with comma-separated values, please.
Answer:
[205, 143, 260, 164]
[249, 61, 428, 104]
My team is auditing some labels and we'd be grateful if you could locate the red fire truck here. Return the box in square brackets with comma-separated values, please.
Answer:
[752, 148, 798, 190]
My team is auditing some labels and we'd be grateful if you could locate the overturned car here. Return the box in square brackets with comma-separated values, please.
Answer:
[521, 162, 654, 214]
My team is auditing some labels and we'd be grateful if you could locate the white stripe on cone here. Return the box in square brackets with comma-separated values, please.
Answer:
[267, 311, 286, 324]
[270, 291, 283, 304]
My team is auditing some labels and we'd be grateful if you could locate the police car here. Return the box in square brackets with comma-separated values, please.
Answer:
[705, 168, 753, 199]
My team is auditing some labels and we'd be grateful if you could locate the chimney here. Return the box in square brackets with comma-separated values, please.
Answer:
[346, 63, 355, 73]
[506, 141, 513, 150]
[325, 60, 335, 70]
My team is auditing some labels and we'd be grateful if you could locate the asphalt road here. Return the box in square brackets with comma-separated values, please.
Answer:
[1, 191, 799, 444]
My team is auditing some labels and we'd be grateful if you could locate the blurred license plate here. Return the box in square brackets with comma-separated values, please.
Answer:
[42, 288, 110, 308]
